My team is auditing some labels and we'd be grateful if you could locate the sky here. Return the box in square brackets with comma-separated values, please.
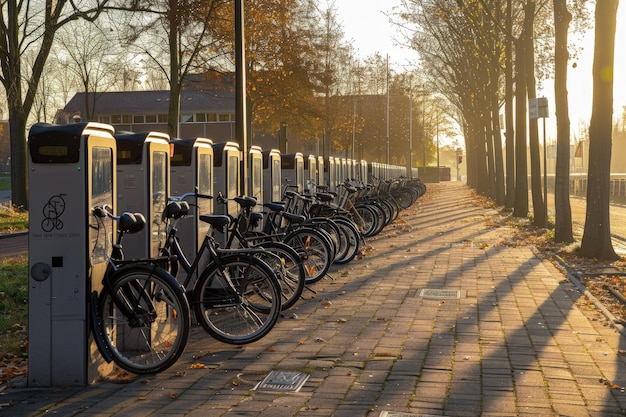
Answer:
[334, 1, 626, 142]
[334, 0, 411, 67]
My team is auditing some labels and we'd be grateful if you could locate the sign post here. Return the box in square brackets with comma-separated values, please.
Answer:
[529, 97, 549, 227]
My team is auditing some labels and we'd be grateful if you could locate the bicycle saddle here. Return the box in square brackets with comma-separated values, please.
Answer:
[250, 212, 263, 223]
[118, 212, 146, 234]
[163, 201, 190, 220]
[282, 212, 306, 224]
[315, 192, 334, 202]
[199, 214, 230, 229]
[263, 202, 285, 212]
[234, 195, 257, 208]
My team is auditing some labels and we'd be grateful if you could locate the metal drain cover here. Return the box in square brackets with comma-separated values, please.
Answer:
[419, 288, 461, 299]
[254, 370, 309, 392]
[380, 412, 444, 417]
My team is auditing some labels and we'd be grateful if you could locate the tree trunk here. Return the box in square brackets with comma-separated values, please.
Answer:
[553, 0, 573, 243]
[513, 38, 528, 218]
[523, 0, 546, 227]
[491, 91, 505, 206]
[580, 0, 618, 261]
[504, 0, 515, 209]
[8, 109, 28, 209]
[485, 110, 495, 199]
[475, 120, 489, 196]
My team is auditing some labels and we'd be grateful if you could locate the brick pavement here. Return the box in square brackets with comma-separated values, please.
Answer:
[3, 182, 626, 417]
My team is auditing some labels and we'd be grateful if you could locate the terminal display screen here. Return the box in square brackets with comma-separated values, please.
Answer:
[29, 135, 81, 163]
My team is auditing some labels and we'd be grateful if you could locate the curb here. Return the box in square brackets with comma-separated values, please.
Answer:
[552, 253, 626, 337]
[0, 231, 28, 240]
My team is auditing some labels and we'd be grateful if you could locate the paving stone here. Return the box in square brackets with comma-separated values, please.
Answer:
[5, 183, 626, 416]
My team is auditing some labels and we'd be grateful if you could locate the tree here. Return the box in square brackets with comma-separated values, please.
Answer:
[523, 0, 547, 227]
[57, 20, 120, 120]
[552, 0, 573, 242]
[579, 0, 618, 261]
[116, 0, 230, 138]
[0, 0, 110, 209]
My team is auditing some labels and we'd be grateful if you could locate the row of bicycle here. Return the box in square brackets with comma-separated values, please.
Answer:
[88, 176, 427, 376]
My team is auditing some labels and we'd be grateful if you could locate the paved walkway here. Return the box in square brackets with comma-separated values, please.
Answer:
[3, 182, 626, 417]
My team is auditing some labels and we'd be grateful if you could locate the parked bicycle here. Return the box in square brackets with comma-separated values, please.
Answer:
[90, 206, 191, 375]
[158, 193, 282, 345]
[216, 194, 306, 310]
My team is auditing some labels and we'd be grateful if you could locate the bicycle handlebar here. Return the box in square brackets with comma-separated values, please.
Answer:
[92, 205, 146, 234]
[168, 190, 213, 203]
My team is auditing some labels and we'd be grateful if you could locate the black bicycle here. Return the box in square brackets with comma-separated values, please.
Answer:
[218, 194, 306, 310]
[159, 193, 282, 345]
[90, 206, 191, 375]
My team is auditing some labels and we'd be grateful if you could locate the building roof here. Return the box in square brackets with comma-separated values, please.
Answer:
[63, 89, 236, 115]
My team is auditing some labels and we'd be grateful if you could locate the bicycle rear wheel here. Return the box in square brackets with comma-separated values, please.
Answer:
[98, 265, 190, 375]
[252, 241, 305, 310]
[333, 218, 361, 264]
[192, 255, 282, 345]
[283, 228, 333, 284]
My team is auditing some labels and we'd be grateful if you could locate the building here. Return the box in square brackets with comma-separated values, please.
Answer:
[56, 88, 238, 143]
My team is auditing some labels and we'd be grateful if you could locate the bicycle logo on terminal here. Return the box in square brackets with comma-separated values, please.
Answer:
[41, 194, 66, 232]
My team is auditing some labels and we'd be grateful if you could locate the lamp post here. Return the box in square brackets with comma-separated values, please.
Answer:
[235, 0, 248, 195]
[408, 89, 413, 178]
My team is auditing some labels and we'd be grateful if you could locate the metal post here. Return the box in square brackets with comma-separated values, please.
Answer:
[436, 110, 440, 181]
[385, 55, 389, 165]
[543, 117, 547, 227]
[409, 91, 413, 178]
[235, 0, 248, 196]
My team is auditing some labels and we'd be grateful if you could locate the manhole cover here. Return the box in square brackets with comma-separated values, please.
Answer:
[253, 370, 309, 392]
[380, 412, 444, 417]
[419, 289, 461, 299]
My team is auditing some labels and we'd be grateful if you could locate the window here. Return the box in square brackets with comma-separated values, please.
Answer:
[195, 113, 206, 122]
[181, 114, 193, 123]
[133, 115, 145, 123]
[158, 114, 168, 123]
[145, 115, 157, 123]
[218, 113, 230, 122]
[90, 146, 114, 264]
[122, 114, 132, 123]
[207, 113, 217, 122]
[111, 115, 122, 124]
[151, 151, 168, 254]
[98, 115, 111, 124]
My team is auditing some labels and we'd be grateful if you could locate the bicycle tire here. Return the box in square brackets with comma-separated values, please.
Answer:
[332, 218, 361, 264]
[252, 241, 305, 310]
[192, 254, 282, 345]
[98, 264, 190, 375]
[303, 217, 342, 260]
[355, 204, 379, 237]
[283, 227, 333, 284]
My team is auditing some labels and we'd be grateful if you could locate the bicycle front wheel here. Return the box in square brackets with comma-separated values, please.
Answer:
[98, 265, 190, 375]
[192, 255, 282, 345]
[283, 228, 332, 284]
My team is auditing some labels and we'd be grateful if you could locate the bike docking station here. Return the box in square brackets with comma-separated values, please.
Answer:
[114, 131, 171, 259]
[212, 142, 241, 246]
[304, 154, 317, 193]
[281, 152, 305, 193]
[359, 159, 368, 184]
[326, 156, 338, 193]
[316, 155, 325, 188]
[262, 148, 282, 203]
[27, 122, 117, 387]
[245, 145, 264, 233]
[170, 137, 214, 259]
[248, 145, 264, 204]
